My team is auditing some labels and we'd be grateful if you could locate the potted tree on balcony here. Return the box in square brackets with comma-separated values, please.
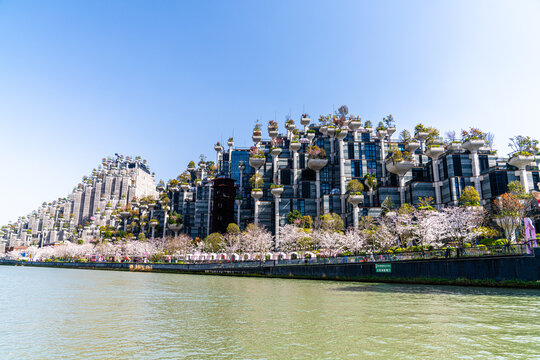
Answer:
[347, 179, 364, 228]
[414, 123, 429, 141]
[400, 130, 420, 152]
[376, 121, 387, 139]
[307, 145, 328, 171]
[250, 173, 264, 200]
[268, 120, 279, 138]
[252, 124, 262, 143]
[444, 130, 462, 151]
[270, 183, 284, 197]
[383, 114, 396, 137]
[348, 115, 362, 131]
[508, 135, 538, 169]
[461, 127, 487, 153]
[227, 137, 234, 148]
[167, 211, 183, 235]
[318, 114, 330, 135]
[300, 113, 311, 126]
[187, 160, 196, 171]
[248, 146, 265, 170]
[285, 117, 295, 131]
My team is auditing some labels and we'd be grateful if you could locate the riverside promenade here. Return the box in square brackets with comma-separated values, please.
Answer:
[2, 247, 539, 288]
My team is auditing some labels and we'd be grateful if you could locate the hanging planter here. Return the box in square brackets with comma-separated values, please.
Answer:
[251, 189, 263, 200]
[270, 185, 284, 197]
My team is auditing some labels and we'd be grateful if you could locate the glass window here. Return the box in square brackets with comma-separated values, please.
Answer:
[367, 160, 377, 175]
[362, 133, 370, 142]
[365, 144, 377, 159]
[489, 172, 508, 197]
[348, 142, 355, 160]
[352, 160, 362, 178]
[479, 155, 489, 173]
[302, 182, 311, 198]
[453, 155, 462, 177]
[323, 167, 329, 181]
[298, 199, 305, 214]
[322, 182, 330, 195]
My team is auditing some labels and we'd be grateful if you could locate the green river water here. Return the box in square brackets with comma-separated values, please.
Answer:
[1, 266, 539, 359]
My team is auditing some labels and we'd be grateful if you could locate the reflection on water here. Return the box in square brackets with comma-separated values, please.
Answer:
[0, 267, 539, 359]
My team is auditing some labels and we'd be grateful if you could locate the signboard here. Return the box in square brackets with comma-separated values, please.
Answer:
[375, 263, 391, 273]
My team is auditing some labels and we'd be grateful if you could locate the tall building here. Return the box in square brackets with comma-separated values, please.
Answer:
[1, 155, 158, 249]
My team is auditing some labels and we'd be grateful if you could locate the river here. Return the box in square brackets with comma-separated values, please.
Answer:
[0, 266, 539, 359]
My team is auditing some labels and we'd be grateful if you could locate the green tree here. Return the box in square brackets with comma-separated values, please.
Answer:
[346, 179, 364, 194]
[287, 210, 303, 225]
[202, 233, 224, 252]
[459, 186, 481, 207]
[226, 223, 240, 235]
[318, 213, 344, 232]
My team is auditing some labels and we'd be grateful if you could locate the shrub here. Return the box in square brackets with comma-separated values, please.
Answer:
[459, 186, 481, 207]
[226, 223, 240, 235]
[346, 179, 364, 194]
[318, 213, 344, 232]
[202, 233, 224, 252]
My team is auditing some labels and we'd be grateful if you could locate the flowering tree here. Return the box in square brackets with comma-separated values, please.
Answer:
[240, 224, 273, 255]
[340, 228, 367, 254]
[278, 225, 313, 252]
[414, 210, 446, 248]
[312, 229, 345, 256]
[440, 207, 484, 247]
[493, 193, 525, 244]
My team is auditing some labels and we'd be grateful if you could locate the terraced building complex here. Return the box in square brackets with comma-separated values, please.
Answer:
[1, 157, 158, 250]
[1, 114, 539, 249]
[175, 116, 539, 239]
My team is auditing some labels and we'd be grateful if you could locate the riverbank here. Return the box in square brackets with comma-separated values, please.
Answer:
[2, 247, 540, 288]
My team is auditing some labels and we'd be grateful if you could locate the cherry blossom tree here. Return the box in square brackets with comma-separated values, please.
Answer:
[440, 207, 484, 248]
[240, 224, 273, 255]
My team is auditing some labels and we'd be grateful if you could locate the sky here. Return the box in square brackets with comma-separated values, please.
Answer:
[1, 0, 539, 224]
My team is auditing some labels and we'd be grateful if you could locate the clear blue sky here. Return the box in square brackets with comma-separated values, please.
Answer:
[1, 0, 539, 224]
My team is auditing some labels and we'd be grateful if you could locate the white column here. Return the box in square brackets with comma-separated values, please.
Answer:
[353, 205, 359, 229]
[432, 159, 441, 206]
[293, 151, 299, 197]
[316, 170, 321, 219]
[470, 151, 481, 194]
[399, 176, 405, 205]
[339, 139, 346, 219]
[380, 140, 387, 185]
[274, 196, 280, 243]
[206, 186, 212, 236]
[520, 169, 529, 193]
[254, 200, 259, 225]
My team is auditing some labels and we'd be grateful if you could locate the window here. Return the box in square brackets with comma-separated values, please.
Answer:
[362, 133, 370, 142]
[352, 160, 362, 178]
[367, 160, 377, 175]
[479, 155, 489, 173]
[442, 156, 448, 180]
[453, 155, 462, 177]
[323, 167, 329, 181]
[365, 144, 377, 159]
[317, 138, 325, 148]
[348, 142, 355, 160]
[489, 172, 508, 197]
[298, 199, 305, 214]
[301, 168, 315, 181]
[302, 182, 311, 198]
[281, 169, 291, 185]
[322, 182, 330, 195]
[534, 172, 540, 191]
[412, 168, 424, 181]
